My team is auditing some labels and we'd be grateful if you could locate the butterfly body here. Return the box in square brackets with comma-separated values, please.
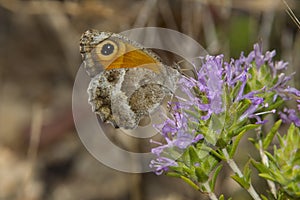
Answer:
[80, 29, 180, 129]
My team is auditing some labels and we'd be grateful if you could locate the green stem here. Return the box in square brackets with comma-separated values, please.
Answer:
[222, 148, 262, 200]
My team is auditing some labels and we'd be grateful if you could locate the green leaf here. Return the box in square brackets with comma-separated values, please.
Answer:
[287, 123, 296, 139]
[267, 99, 284, 111]
[169, 163, 183, 173]
[276, 132, 284, 147]
[205, 130, 217, 145]
[264, 151, 276, 163]
[195, 167, 209, 183]
[182, 165, 193, 175]
[260, 194, 268, 200]
[258, 173, 276, 182]
[210, 113, 225, 131]
[219, 194, 225, 200]
[251, 159, 269, 174]
[235, 99, 252, 117]
[231, 174, 250, 189]
[182, 149, 191, 167]
[202, 159, 211, 172]
[243, 162, 252, 183]
[197, 145, 225, 160]
[248, 137, 260, 149]
[179, 175, 200, 191]
[207, 154, 221, 169]
[166, 172, 181, 178]
[188, 146, 199, 165]
[263, 120, 282, 149]
[233, 124, 260, 137]
[229, 129, 247, 157]
[210, 164, 223, 191]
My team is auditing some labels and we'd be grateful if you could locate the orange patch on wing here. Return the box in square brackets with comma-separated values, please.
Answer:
[105, 49, 161, 73]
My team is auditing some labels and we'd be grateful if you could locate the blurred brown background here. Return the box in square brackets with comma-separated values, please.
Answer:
[0, 0, 299, 200]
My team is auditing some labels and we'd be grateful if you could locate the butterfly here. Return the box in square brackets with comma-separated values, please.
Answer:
[80, 29, 181, 129]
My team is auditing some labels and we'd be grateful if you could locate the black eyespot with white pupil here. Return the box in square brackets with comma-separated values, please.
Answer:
[101, 43, 115, 55]
[96, 39, 119, 61]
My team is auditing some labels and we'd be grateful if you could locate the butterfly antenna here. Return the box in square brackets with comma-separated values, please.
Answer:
[173, 60, 199, 78]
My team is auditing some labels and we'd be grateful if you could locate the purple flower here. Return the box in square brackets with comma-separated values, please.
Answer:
[150, 157, 178, 175]
[180, 55, 225, 118]
[205, 56, 224, 114]
[239, 97, 264, 121]
[253, 43, 265, 68]
[275, 61, 288, 70]
[150, 43, 299, 175]
[284, 87, 300, 97]
[155, 104, 202, 146]
[264, 50, 276, 63]
[279, 108, 300, 127]
[150, 101, 204, 174]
